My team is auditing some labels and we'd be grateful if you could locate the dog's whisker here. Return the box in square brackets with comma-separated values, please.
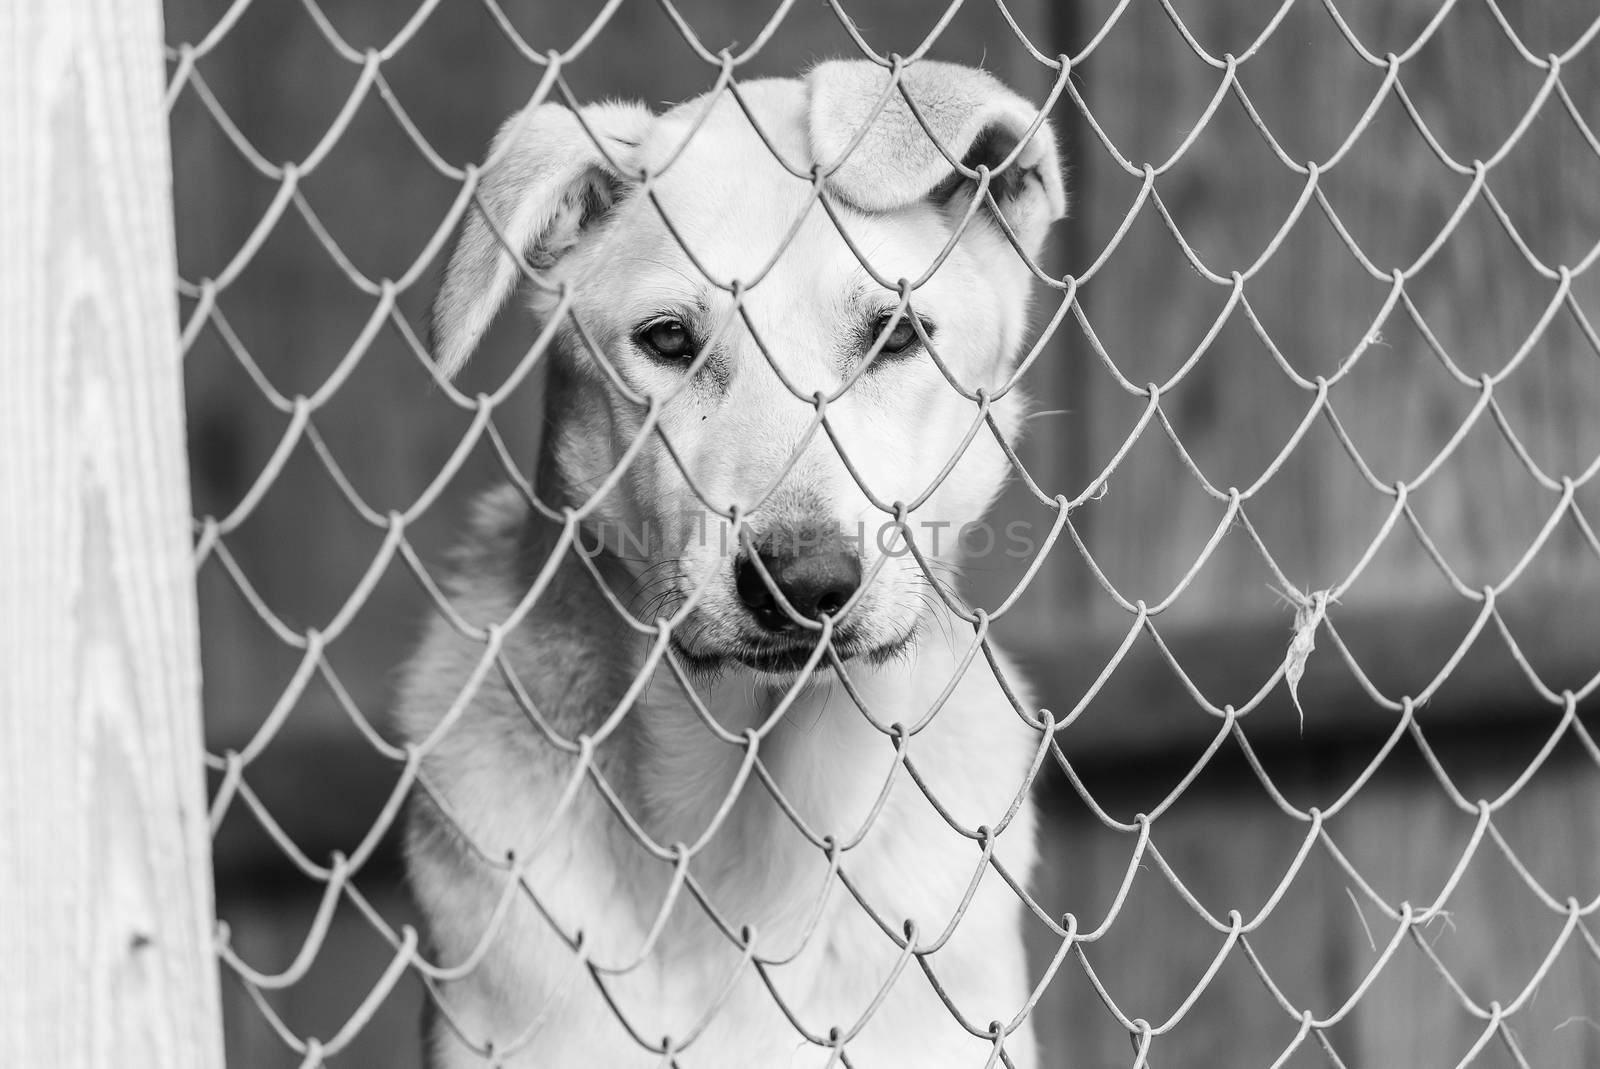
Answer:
[921, 558, 970, 579]
[911, 587, 957, 649]
[617, 560, 685, 605]
[636, 589, 684, 625]
[625, 565, 686, 599]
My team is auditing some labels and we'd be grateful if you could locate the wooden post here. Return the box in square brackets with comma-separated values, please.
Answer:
[0, 1, 226, 1067]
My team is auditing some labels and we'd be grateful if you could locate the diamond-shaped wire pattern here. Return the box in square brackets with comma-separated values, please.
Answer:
[168, 1, 1600, 1066]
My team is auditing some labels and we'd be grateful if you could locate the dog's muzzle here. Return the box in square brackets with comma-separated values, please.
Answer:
[671, 524, 915, 676]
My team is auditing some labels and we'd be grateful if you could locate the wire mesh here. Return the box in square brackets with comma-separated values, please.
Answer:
[166, 1, 1600, 1066]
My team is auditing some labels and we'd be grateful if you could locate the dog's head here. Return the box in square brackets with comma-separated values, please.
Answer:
[433, 61, 1065, 676]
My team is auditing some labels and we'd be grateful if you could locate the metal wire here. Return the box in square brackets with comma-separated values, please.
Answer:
[167, 0, 1600, 1065]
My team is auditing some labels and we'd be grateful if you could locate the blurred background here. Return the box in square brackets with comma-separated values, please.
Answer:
[167, 0, 1600, 1065]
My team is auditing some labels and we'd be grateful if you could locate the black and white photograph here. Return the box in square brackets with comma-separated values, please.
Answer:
[5, 1, 1599, 1066]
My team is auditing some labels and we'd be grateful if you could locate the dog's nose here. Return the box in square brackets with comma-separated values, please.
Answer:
[736, 533, 862, 632]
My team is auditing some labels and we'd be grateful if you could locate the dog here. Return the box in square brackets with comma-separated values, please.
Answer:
[397, 59, 1065, 1068]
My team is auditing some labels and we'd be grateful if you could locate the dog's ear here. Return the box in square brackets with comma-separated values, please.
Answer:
[807, 60, 1065, 258]
[431, 101, 652, 377]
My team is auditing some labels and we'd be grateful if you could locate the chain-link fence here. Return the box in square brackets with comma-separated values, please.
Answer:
[160, 1, 1600, 1066]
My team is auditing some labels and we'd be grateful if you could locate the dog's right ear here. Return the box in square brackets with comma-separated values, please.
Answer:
[431, 101, 652, 377]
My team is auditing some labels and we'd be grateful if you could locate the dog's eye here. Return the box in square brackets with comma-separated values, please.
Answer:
[871, 313, 922, 357]
[639, 319, 697, 361]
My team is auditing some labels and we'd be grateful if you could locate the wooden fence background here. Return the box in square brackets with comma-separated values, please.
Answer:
[18, 0, 1595, 1065]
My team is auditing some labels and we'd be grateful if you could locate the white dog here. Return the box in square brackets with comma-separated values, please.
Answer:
[398, 59, 1065, 1068]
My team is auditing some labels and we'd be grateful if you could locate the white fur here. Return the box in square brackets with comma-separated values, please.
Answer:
[400, 62, 1064, 1068]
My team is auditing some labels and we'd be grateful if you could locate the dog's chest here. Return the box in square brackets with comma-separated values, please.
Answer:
[417, 657, 1039, 1066]
[628, 671, 1026, 967]
[634, 676, 922, 936]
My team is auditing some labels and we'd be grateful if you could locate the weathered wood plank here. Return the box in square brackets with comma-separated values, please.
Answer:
[0, 1, 225, 1066]
[1031, 743, 1600, 1068]
[1059, 0, 1600, 635]
[1335, 750, 1600, 1067]
[1014, 579, 1598, 762]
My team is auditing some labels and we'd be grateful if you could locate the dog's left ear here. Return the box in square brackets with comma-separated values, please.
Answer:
[807, 60, 1066, 258]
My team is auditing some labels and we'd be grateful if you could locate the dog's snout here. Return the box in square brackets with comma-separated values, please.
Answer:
[736, 531, 862, 631]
